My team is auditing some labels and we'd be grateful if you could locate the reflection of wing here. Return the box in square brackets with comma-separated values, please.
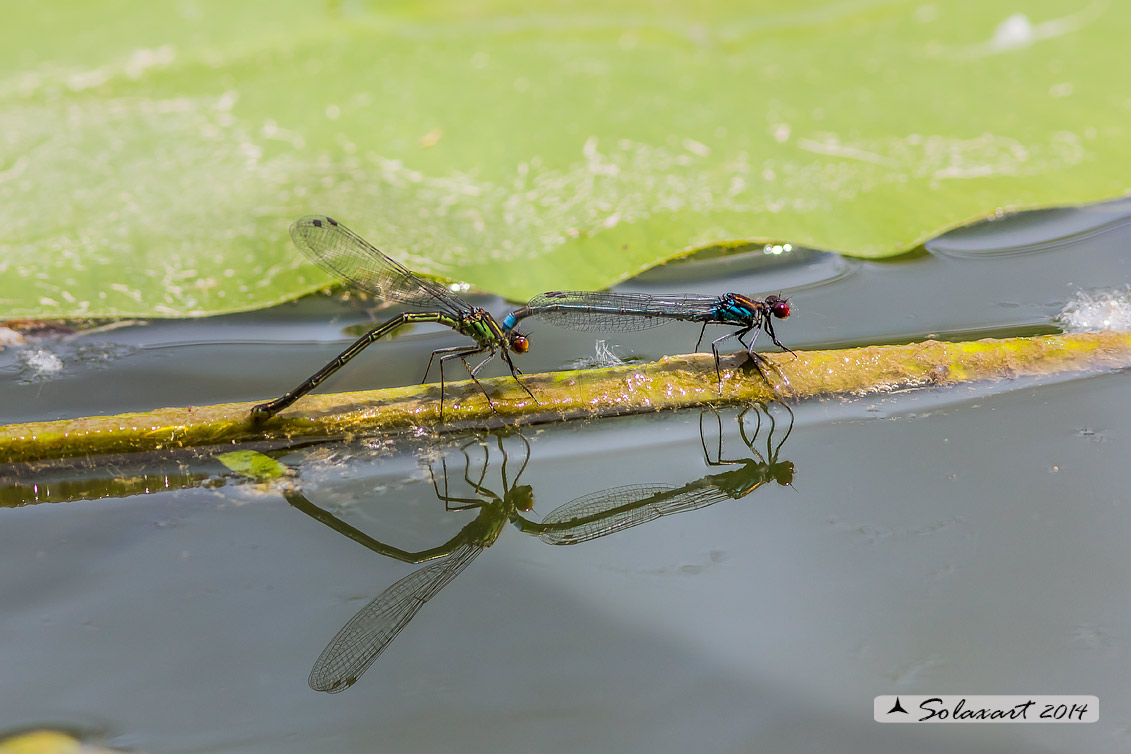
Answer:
[309, 542, 481, 693]
[538, 483, 730, 545]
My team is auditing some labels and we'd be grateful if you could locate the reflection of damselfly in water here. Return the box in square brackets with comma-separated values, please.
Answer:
[287, 403, 794, 692]
[529, 403, 794, 545]
[285, 433, 534, 693]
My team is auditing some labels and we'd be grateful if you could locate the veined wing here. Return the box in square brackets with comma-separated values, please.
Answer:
[538, 482, 729, 545]
[308, 541, 481, 693]
[523, 291, 723, 332]
[291, 215, 461, 315]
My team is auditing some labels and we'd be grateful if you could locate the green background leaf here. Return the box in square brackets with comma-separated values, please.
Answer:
[216, 449, 290, 481]
[3, 0, 1129, 317]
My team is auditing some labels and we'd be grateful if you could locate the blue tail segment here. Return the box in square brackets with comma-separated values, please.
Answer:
[718, 302, 752, 325]
[501, 312, 519, 332]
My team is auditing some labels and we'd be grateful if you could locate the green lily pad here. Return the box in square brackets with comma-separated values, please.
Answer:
[3, 1, 1129, 317]
[216, 449, 290, 482]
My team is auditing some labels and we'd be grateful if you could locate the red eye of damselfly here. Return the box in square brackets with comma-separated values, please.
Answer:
[767, 296, 791, 319]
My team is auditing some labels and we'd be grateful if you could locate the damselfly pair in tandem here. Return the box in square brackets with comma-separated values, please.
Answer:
[250, 216, 793, 423]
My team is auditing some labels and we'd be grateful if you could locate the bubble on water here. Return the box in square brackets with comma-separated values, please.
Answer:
[19, 348, 64, 381]
[1056, 287, 1131, 333]
[14, 342, 134, 383]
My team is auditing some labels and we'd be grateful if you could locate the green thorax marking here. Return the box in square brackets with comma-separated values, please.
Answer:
[463, 499, 509, 547]
[705, 461, 772, 499]
[460, 307, 505, 346]
[706, 459, 793, 498]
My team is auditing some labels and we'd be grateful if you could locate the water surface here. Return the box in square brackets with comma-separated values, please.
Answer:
[2, 202, 1130, 753]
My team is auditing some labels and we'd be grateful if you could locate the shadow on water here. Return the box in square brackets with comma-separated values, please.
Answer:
[282, 403, 795, 693]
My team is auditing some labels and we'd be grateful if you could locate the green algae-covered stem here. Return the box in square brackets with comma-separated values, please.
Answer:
[1, 332, 1130, 466]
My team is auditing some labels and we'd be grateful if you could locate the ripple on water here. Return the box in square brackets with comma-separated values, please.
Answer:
[927, 197, 1131, 258]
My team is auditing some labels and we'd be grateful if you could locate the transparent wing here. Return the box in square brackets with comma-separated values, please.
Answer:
[538, 483, 729, 544]
[521, 291, 723, 332]
[291, 215, 461, 314]
[308, 541, 481, 693]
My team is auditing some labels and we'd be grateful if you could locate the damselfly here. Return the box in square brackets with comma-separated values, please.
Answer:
[251, 216, 533, 422]
[502, 290, 792, 390]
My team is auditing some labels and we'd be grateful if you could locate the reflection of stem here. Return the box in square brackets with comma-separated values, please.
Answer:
[3, 333, 1130, 463]
[0, 436, 342, 507]
[0, 470, 207, 507]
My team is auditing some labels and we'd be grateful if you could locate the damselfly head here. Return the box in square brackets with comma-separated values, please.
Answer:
[508, 484, 536, 512]
[509, 331, 530, 354]
[771, 460, 795, 486]
[765, 295, 791, 319]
